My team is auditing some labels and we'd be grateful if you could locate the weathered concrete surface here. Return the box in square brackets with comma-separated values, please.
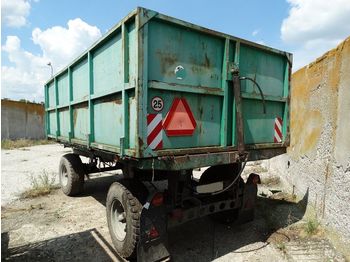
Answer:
[269, 37, 350, 242]
[1, 99, 45, 140]
[1, 144, 71, 205]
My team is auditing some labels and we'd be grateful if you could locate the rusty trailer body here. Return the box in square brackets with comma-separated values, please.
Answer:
[46, 8, 292, 261]
[45, 8, 291, 170]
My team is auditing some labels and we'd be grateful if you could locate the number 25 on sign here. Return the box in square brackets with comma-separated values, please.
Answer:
[151, 96, 164, 112]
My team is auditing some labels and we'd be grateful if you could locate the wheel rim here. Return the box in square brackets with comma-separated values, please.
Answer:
[60, 165, 68, 187]
[110, 199, 126, 241]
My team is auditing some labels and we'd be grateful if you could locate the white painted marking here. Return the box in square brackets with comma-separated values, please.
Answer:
[275, 118, 282, 131]
[149, 130, 163, 150]
[147, 113, 162, 135]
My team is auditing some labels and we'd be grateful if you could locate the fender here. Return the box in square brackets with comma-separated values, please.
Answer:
[137, 194, 170, 262]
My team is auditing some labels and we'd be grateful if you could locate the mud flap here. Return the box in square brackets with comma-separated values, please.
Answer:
[137, 203, 170, 262]
[238, 174, 259, 223]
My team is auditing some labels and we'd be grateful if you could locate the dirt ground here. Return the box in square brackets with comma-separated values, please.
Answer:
[1, 145, 348, 261]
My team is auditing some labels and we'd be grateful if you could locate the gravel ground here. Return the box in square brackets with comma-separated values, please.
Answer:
[1, 144, 71, 205]
[1, 144, 347, 261]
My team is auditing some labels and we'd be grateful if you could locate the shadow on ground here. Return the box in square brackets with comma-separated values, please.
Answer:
[2, 228, 122, 262]
[2, 176, 308, 261]
[168, 191, 308, 261]
[82, 174, 120, 206]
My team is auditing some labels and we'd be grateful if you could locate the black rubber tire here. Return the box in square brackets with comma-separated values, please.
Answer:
[59, 153, 85, 196]
[106, 180, 147, 259]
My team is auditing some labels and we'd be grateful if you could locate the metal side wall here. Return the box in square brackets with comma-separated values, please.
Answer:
[45, 11, 139, 156]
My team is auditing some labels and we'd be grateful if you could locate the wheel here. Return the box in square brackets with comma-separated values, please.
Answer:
[59, 153, 85, 196]
[106, 180, 147, 259]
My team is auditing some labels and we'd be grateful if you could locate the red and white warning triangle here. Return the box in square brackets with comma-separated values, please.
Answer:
[163, 98, 196, 136]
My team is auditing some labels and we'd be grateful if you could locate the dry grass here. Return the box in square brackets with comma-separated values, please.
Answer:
[1, 139, 54, 150]
[21, 171, 59, 199]
[305, 217, 320, 235]
[276, 242, 287, 253]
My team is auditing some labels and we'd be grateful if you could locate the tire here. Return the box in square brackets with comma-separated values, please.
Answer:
[59, 153, 85, 196]
[106, 180, 147, 259]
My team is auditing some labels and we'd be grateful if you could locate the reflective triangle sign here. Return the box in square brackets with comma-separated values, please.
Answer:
[163, 98, 196, 136]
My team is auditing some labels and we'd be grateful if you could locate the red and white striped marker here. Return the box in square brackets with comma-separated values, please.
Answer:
[147, 114, 163, 150]
[274, 117, 283, 143]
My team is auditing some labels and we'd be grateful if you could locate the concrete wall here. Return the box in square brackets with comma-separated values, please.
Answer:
[269, 37, 350, 241]
[1, 100, 45, 140]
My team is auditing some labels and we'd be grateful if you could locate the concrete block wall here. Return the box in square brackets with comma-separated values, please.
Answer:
[269, 37, 350, 241]
[1, 100, 45, 140]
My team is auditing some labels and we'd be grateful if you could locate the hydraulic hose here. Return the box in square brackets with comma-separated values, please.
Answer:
[193, 153, 249, 196]
[210, 153, 249, 196]
[239, 77, 266, 114]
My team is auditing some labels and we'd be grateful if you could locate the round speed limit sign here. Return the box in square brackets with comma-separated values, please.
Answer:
[151, 96, 164, 112]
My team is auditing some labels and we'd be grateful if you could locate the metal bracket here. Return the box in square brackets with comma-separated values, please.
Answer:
[232, 70, 245, 153]
[138, 8, 158, 29]
[226, 61, 236, 81]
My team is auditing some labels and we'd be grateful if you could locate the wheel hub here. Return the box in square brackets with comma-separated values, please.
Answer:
[111, 199, 127, 241]
[60, 165, 68, 187]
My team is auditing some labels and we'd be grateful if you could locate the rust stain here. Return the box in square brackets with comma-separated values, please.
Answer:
[199, 107, 203, 118]
[73, 102, 88, 109]
[114, 99, 122, 105]
[73, 109, 78, 125]
[204, 53, 210, 68]
[156, 50, 177, 75]
[138, 137, 144, 147]
[198, 123, 202, 135]
[72, 102, 88, 126]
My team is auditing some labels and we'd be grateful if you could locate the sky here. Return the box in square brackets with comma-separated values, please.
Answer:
[1, 0, 350, 102]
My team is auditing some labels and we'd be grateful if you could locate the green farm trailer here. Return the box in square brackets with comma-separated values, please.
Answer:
[45, 7, 291, 261]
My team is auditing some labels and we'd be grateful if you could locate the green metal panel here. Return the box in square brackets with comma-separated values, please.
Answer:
[242, 100, 283, 143]
[48, 111, 57, 135]
[72, 103, 89, 141]
[72, 58, 89, 102]
[127, 22, 137, 85]
[93, 33, 123, 95]
[148, 20, 224, 88]
[47, 82, 55, 108]
[238, 44, 288, 144]
[240, 44, 285, 96]
[58, 109, 70, 137]
[93, 95, 123, 146]
[57, 72, 69, 106]
[44, 7, 291, 166]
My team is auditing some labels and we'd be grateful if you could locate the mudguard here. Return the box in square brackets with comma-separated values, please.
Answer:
[137, 200, 170, 262]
